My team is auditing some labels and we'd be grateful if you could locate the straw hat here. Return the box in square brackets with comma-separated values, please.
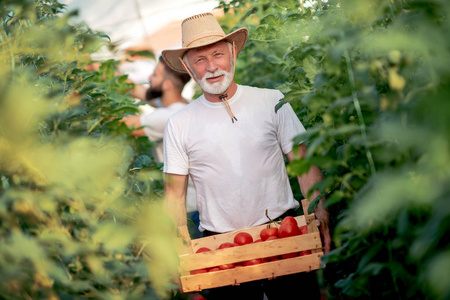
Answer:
[162, 13, 248, 73]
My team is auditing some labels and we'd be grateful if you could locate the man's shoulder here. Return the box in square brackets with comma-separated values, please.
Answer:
[239, 85, 284, 105]
[240, 85, 284, 99]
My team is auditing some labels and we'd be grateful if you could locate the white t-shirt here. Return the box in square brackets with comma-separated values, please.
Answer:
[140, 101, 197, 213]
[163, 85, 306, 233]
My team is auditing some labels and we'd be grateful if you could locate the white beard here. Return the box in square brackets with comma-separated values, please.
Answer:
[197, 69, 234, 95]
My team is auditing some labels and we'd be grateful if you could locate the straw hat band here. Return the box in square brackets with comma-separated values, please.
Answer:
[185, 34, 227, 48]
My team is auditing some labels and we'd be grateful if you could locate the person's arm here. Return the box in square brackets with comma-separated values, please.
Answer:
[164, 173, 189, 230]
[286, 143, 332, 254]
[129, 84, 148, 101]
[120, 115, 146, 137]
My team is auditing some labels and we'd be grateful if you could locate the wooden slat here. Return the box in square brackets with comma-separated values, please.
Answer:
[189, 215, 308, 252]
[180, 252, 324, 292]
[179, 232, 322, 271]
[301, 199, 311, 216]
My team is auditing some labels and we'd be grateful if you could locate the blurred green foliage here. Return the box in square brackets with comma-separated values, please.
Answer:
[218, 0, 450, 299]
[0, 1, 179, 299]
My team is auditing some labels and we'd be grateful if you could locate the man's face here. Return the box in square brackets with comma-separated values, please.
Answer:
[145, 62, 165, 100]
[184, 41, 234, 95]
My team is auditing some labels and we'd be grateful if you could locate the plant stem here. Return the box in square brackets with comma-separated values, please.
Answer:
[0, 27, 15, 74]
[342, 46, 376, 175]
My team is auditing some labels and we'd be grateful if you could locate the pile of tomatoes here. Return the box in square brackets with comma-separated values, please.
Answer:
[190, 216, 311, 275]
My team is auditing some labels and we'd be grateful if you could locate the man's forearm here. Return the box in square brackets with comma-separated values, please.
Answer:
[164, 174, 188, 230]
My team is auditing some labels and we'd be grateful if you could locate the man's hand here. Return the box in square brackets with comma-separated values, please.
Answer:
[120, 115, 146, 137]
[315, 215, 332, 254]
[287, 144, 333, 254]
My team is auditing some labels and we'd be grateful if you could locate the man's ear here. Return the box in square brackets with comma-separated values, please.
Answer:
[162, 79, 173, 91]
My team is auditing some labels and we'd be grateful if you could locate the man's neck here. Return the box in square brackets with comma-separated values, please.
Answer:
[160, 90, 187, 107]
[203, 82, 238, 103]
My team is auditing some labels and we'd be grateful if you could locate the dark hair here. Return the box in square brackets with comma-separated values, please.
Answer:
[159, 56, 191, 90]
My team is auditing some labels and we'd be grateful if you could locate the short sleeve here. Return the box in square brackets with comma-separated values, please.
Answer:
[276, 100, 306, 154]
[139, 109, 168, 142]
[163, 117, 189, 175]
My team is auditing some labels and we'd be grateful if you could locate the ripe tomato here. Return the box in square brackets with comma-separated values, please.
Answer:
[191, 268, 208, 275]
[266, 235, 279, 241]
[260, 227, 279, 241]
[208, 267, 221, 272]
[192, 248, 212, 273]
[278, 222, 301, 238]
[299, 225, 308, 235]
[196, 247, 211, 253]
[191, 294, 207, 300]
[218, 242, 235, 249]
[219, 263, 235, 270]
[281, 216, 297, 226]
[299, 250, 312, 256]
[281, 252, 298, 259]
[268, 257, 281, 262]
[234, 232, 253, 245]
[217, 243, 236, 269]
[242, 258, 263, 266]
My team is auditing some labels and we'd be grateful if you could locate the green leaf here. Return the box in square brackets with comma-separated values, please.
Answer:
[126, 50, 155, 59]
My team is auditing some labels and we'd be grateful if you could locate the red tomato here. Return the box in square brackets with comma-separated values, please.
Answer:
[208, 267, 221, 272]
[242, 258, 263, 266]
[299, 225, 308, 235]
[192, 248, 212, 274]
[299, 250, 312, 256]
[234, 232, 253, 245]
[218, 242, 235, 249]
[269, 257, 281, 262]
[191, 294, 207, 300]
[191, 268, 208, 275]
[254, 239, 263, 243]
[281, 252, 298, 259]
[260, 227, 279, 241]
[216, 243, 236, 270]
[219, 263, 235, 270]
[281, 216, 298, 226]
[196, 247, 211, 253]
[266, 235, 279, 241]
[278, 222, 301, 238]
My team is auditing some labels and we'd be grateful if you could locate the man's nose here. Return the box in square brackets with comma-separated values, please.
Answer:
[206, 58, 217, 73]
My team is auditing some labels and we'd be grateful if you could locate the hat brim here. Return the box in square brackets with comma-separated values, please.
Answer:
[162, 28, 248, 73]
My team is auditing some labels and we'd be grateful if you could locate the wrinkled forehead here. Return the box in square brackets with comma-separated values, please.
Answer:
[183, 40, 231, 60]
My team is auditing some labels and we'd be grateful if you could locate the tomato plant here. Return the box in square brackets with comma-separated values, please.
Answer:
[0, 1, 174, 299]
[219, 0, 450, 299]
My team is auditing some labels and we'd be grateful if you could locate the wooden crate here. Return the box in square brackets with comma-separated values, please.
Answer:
[176, 200, 324, 293]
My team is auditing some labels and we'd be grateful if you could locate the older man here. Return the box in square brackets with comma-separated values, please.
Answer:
[162, 13, 331, 300]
